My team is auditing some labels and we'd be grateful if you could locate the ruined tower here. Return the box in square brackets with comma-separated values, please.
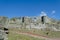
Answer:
[22, 17, 24, 23]
[40, 11, 47, 24]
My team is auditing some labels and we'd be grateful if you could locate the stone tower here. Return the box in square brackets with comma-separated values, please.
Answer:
[40, 11, 47, 24]
[22, 17, 24, 23]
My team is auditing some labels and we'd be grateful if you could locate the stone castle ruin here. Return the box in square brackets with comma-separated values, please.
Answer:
[8, 12, 60, 31]
[0, 12, 60, 40]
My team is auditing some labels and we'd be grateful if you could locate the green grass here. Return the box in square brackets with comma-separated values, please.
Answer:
[19, 28, 60, 38]
[9, 28, 60, 38]
[8, 30, 45, 40]
[30, 29, 60, 38]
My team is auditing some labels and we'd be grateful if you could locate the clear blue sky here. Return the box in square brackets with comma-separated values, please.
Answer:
[0, 0, 60, 19]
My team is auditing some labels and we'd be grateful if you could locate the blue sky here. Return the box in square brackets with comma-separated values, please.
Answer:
[0, 0, 60, 19]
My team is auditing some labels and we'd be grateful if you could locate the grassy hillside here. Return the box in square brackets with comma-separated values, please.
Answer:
[9, 28, 60, 38]
[8, 29, 45, 40]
